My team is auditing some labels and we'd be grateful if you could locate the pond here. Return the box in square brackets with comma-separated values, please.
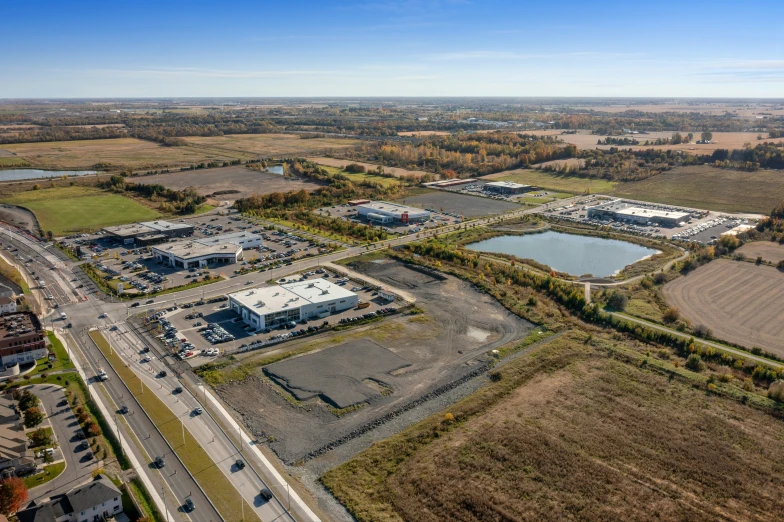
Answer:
[465, 231, 659, 277]
[0, 169, 97, 182]
[265, 165, 284, 175]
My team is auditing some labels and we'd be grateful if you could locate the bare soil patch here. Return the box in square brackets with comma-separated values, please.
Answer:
[397, 191, 521, 217]
[737, 242, 784, 264]
[662, 259, 784, 355]
[132, 165, 323, 202]
[214, 259, 533, 463]
[0, 204, 40, 235]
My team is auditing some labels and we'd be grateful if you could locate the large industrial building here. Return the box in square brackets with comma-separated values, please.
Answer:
[229, 280, 358, 330]
[0, 312, 47, 367]
[356, 201, 430, 225]
[484, 181, 532, 195]
[587, 200, 691, 227]
[103, 220, 194, 246]
[152, 231, 262, 269]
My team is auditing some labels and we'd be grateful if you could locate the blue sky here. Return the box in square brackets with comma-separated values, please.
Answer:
[2, 0, 783, 98]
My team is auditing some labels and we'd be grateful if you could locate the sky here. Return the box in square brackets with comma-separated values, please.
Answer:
[2, 0, 784, 98]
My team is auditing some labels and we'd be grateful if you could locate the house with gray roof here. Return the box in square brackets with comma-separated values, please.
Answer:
[17, 474, 122, 522]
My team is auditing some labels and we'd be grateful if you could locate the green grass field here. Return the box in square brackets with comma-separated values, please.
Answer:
[0, 157, 31, 168]
[1, 186, 160, 236]
[484, 168, 617, 194]
[23, 462, 65, 488]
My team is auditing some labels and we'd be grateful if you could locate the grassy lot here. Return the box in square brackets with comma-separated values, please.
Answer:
[128, 478, 165, 522]
[90, 331, 260, 522]
[1, 186, 160, 235]
[609, 165, 784, 213]
[320, 165, 402, 188]
[0, 138, 243, 171]
[0, 254, 29, 293]
[484, 168, 617, 194]
[0, 157, 31, 168]
[322, 330, 784, 522]
[183, 133, 356, 157]
[23, 462, 65, 488]
[26, 426, 54, 451]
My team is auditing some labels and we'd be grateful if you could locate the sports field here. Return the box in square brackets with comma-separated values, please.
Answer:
[610, 165, 784, 214]
[483, 168, 616, 194]
[1, 186, 160, 235]
[0, 138, 242, 170]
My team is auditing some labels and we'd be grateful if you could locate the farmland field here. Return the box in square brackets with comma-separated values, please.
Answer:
[320, 165, 402, 188]
[483, 168, 616, 194]
[133, 165, 323, 202]
[322, 330, 784, 522]
[0, 138, 242, 170]
[182, 133, 356, 157]
[662, 259, 784, 355]
[305, 157, 429, 179]
[609, 165, 784, 214]
[736, 241, 784, 264]
[1, 186, 160, 235]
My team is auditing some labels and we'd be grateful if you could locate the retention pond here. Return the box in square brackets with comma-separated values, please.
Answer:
[466, 231, 659, 277]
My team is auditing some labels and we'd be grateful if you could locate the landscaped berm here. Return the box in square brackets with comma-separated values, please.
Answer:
[0, 186, 160, 236]
[322, 331, 784, 522]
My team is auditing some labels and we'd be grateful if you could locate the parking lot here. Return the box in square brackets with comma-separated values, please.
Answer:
[314, 201, 463, 235]
[141, 267, 399, 365]
[59, 213, 336, 298]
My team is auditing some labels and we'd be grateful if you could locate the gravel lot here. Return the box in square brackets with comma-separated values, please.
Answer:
[397, 191, 521, 217]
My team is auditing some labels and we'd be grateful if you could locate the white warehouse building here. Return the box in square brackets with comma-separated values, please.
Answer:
[228, 280, 358, 329]
[356, 201, 430, 225]
[152, 232, 262, 269]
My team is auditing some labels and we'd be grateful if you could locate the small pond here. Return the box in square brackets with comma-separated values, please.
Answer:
[465, 231, 659, 277]
[0, 169, 97, 182]
[265, 165, 284, 175]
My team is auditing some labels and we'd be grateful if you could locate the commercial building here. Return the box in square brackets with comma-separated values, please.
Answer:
[484, 181, 532, 194]
[0, 313, 46, 368]
[103, 220, 194, 245]
[356, 201, 430, 225]
[587, 200, 690, 227]
[17, 474, 123, 522]
[152, 241, 242, 269]
[229, 280, 358, 330]
[195, 231, 263, 251]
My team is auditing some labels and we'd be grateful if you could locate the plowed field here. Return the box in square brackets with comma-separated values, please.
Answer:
[662, 259, 784, 355]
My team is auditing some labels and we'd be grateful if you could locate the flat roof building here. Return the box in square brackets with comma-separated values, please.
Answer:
[587, 200, 691, 227]
[229, 280, 358, 330]
[152, 241, 242, 270]
[195, 231, 263, 251]
[103, 220, 194, 245]
[356, 201, 430, 225]
[0, 312, 46, 368]
[484, 181, 532, 194]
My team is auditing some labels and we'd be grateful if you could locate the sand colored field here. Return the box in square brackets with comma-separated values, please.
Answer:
[736, 242, 784, 264]
[183, 133, 356, 157]
[305, 157, 430, 178]
[1, 137, 243, 170]
[530, 130, 774, 155]
[662, 259, 784, 355]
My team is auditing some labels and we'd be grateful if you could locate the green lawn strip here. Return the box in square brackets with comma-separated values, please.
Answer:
[23, 461, 65, 488]
[90, 331, 260, 522]
[128, 478, 166, 522]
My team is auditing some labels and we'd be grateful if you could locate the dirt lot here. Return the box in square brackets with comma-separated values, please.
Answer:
[0, 204, 39, 235]
[323, 330, 784, 522]
[737, 242, 784, 264]
[183, 134, 356, 157]
[213, 259, 533, 463]
[305, 157, 429, 179]
[0, 138, 244, 170]
[396, 191, 521, 217]
[662, 259, 784, 355]
[609, 165, 784, 214]
[133, 165, 323, 202]
[529, 129, 773, 156]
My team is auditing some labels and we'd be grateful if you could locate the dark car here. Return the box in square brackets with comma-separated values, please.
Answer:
[235, 459, 245, 470]
[260, 488, 273, 501]
[119, 405, 129, 414]
[184, 498, 195, 512]
[146, 299, 155, 304]
[75, 431, 86, 440]
[158, 370, 167, 377]
[173, 387, 183, 394]
[154, 456, 165, 468]
[131, 302, 140, 307]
